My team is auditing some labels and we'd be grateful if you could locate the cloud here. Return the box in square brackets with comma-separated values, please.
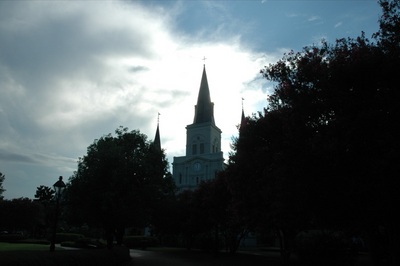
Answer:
[335, 22, 343, 28]
[308, 16, 320, 22]
[0, 0, 276, 199]
[0, 150, 37, 164]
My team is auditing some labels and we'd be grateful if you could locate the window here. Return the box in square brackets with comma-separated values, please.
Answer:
[200, 143, 204, 154]
[179, 174, 182, 184]
[192, 144, 197, 155]
[213, 138, 219, 153]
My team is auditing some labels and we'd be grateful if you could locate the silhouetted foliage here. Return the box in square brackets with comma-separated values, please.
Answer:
[374, 0, 400, 53]
[34, 185, 55, 203]
[0, 171, 5, 200]
[226, 0, 399, 265]
[188, 177, 234, 253]
[33, 185, 56, 237]
[0, 197, 45, 236]
[168, 175, 248, 253]
[66, 126, 171, 249]
[150, 172, 180, 245]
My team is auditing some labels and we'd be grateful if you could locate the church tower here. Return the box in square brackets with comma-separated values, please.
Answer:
[173, 65, 225, 191]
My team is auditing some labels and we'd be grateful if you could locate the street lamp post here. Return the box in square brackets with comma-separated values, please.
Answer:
[49, 176, 66, 252]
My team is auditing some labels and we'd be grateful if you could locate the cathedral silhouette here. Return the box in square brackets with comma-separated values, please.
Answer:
[170, 65, 225, 191]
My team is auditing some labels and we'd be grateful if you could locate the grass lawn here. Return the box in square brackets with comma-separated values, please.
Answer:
[0, 243, 131, 266]
[0, 242, 52, 251]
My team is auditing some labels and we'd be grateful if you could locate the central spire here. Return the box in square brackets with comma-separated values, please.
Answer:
[153, 112, 161, 151]
[193, 65, 215, 125]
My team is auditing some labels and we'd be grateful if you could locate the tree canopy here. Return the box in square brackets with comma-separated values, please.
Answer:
[34, 185, 54, 203]
[226, 0, 399, 264]
[66, 126, 171, 247]
[0, 172, 5, 200]
[0, 198, 44, 234]
[258, 0, 399, 229]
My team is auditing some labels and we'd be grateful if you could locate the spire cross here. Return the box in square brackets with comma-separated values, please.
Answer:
[202, 56, 207, 65]
[242, 97, 244, 110]
[157, 112, 160, 125]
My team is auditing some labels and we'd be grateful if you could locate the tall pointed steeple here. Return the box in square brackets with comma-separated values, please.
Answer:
[240, 98, 246, 132]
[193, 65, 215, 125]
[153, 113, 161, 151]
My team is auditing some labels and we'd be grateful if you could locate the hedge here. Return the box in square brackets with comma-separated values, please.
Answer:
[53, 233, 84, 244]
[123, 236, 158, 249]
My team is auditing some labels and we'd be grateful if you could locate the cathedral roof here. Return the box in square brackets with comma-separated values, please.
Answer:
[152, 113, 161, 151]
[240, 108, 246, 130]
[193, 65, 215, 125]
[153, 123, 161, 151]
[240, 99, 247, 132]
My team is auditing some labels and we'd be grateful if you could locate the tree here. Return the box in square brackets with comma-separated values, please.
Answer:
[170, 174, 248, 253]
[374, 0, 400, 53]
[229, 108, 311, 263]
[203, 173, 249, 254]
[190, 177, 234, 253]
[33, 185, 56, 237]
[150, 172, 180, 245]
[223, 0, 399, 264]
[34, 185, 54, 202]
[66, 126, 170, 248]
[0, 172, 5, 200]
[0, 198, 45, 235]
[253, 0, 400, 264]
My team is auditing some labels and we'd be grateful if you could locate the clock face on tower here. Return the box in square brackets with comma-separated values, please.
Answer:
[193, 162, 201, 171]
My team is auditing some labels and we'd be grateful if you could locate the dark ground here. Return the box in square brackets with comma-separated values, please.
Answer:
[129, 248, 283, 266]
[128, 248, 374, 266]
[0, 245, 375, 266]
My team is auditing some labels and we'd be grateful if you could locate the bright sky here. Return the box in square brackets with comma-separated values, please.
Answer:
[0, 0, 381, 199]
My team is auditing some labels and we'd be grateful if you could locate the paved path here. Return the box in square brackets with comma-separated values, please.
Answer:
[128, 249, 282, 266]
[129, 250, 190, 266]
[128, 248, 374, 266]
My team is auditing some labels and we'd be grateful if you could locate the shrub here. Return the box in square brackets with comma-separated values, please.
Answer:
[54, 233, 84, 243]
[123, 236, 158, 249]
[61, 238, 106, 249]
[0, 233, 27, 242]
[17, 239, 50, 245]
[60, 241, 76, 248]
[295, 230, 354, 266]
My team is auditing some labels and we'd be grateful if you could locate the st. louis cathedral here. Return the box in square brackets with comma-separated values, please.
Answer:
[172, 65, 225, 191]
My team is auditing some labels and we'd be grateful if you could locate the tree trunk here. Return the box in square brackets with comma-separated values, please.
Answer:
[227, 229, 246, 254]
[386, 221, 400, 266]
[115, 226, 124, 246]
[277, 228, 290, 265]
[106, 226, 114, 250]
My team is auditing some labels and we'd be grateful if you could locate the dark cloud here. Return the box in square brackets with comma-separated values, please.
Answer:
[128, 65, 149, 73]
[0, 150, 38, 164]
[0, 1, 167, 199]
[0, 1, 157, 102]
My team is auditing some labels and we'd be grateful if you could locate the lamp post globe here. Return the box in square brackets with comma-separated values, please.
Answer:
[49, 176, 66, 252]
[53, 176, 66, 198]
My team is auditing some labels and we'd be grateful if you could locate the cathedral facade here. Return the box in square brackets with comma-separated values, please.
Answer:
[172, 65, 225, 191]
